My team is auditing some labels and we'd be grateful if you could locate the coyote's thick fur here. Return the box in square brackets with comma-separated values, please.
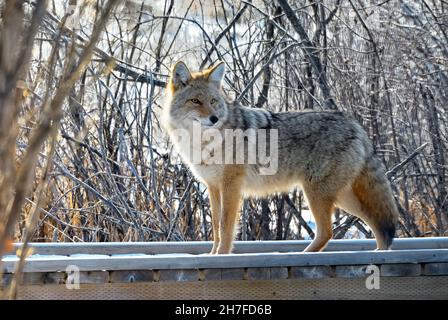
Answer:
[163, 61, 399, 254]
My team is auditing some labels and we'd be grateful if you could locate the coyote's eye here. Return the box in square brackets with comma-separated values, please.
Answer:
[190, 98, 201, 104]
[210, 98, 217, 105]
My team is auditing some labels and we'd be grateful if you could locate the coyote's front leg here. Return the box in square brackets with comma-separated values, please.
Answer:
[217, 168, 243, 254]
[207, 185, 221, 254]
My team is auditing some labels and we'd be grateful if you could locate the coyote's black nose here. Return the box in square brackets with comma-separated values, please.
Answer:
[209, 115, 219, 124]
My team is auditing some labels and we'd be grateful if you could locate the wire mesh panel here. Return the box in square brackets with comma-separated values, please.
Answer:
[12, 277, 448, 300]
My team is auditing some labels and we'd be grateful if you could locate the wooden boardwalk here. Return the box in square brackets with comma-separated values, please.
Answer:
[1, 237, 448, 299]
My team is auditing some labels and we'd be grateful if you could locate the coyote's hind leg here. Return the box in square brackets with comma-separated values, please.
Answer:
[303, 188, 335, 252]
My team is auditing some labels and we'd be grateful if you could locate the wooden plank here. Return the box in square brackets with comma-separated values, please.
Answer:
[78, 271, 110, 284]
[380, 264, 421, 277]
[2, 249, 448, 273]
[158, 269, 198, 282]
[109, 270, 154, 283]
[8, 237, 448, 255]
[22, 272, 66, 285]
[1, 273, 12, 287]
[246, 268, 270, 280]
[221, 268, 245, 280]
[335, 265, 370, 278]
[15, 273, 46, 285]
[200, 269, 221, 281]
[1, 272, 66, 286]
[422, 263, 448, 276]
[290, 266, 333, 279]
[270, 267, 288, 279]
[43, 272, 66, 285]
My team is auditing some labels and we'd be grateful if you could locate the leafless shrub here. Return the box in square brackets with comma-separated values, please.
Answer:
[0, 0, 119, 298]
[0, 0, 446, 261]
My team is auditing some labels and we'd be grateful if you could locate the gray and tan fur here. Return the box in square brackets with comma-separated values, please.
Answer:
[163, 61, 399, 254]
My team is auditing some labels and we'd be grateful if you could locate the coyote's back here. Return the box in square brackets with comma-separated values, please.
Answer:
[164, 60, 399, 254]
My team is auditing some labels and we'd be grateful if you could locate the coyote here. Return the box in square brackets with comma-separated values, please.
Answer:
[163, 61, 399, 254]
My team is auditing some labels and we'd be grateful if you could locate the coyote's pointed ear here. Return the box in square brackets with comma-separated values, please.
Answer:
[170, 61, 191, 91]
[207, 61, 225, 86]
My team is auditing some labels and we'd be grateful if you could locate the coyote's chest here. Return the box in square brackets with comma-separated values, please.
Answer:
[189, 163, 226, 182]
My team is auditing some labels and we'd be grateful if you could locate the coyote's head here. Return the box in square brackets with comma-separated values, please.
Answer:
[164, 61, 228, 131]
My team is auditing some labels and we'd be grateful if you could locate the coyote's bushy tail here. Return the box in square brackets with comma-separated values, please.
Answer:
[352, 156, 399, 249]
